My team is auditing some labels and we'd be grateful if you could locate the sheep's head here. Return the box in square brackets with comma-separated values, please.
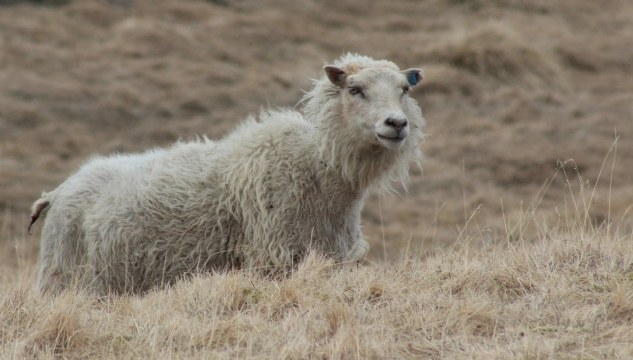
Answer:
[324, 64, 423, 150]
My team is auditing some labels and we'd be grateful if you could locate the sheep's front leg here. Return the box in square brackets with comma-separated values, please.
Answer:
[342, 202, 369, 264]
[345, 238, 369, 264]
[344, 220, 369, 264]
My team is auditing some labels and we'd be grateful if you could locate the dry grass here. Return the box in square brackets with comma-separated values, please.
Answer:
[3, 151, 633, 358]
[425, 22, 568, 91]
[3, 205, 633, 359]
[1, 1, 633, 358]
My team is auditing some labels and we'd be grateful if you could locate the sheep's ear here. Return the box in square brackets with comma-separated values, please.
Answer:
[324, 66, 347, 87]
[402, 68, 423, 86]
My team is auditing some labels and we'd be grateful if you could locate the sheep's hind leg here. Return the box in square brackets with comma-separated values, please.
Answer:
[37, 264, 66, 295]
[37, 216, 85, 295]
[37, 238, 74, 295]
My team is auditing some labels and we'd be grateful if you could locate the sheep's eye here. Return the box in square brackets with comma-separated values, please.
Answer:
[348, 86, 363, 97]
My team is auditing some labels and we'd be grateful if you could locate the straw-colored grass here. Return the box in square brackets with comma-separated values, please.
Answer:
[1, 1, 633, 358]
[2, 184, 632, 359]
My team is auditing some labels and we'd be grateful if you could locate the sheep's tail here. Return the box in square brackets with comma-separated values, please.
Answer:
[28, 192, 51, 235]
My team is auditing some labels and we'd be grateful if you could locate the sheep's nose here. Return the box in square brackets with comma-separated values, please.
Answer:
[385, 117, 408, 132]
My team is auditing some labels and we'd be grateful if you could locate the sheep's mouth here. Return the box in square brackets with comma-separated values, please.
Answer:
[376, 133, 406, 149]
[377, 134, 405, 142]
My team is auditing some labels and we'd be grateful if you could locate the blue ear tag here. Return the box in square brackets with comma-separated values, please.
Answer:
[407, 72, 418, 86]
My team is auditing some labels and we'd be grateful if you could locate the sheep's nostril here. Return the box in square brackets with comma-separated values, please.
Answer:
[385, 118, 408, 132]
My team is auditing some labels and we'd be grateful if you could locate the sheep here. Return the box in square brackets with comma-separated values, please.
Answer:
[29, 53, 425, 295]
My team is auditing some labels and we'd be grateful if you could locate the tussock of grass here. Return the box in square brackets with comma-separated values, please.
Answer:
[426, 22, 567, 90]
[2, 225, 633, 359]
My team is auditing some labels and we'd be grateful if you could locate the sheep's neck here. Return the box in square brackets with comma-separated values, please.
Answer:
[316, 133, 395, 195]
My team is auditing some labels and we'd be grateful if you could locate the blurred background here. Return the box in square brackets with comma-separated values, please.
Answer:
[1, 0, 632, 263]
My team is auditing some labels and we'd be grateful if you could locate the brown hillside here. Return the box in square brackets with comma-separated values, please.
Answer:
[1, 0, 632, 259]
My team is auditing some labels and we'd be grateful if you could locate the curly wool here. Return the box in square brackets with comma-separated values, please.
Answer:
[31, 54, 425, 295]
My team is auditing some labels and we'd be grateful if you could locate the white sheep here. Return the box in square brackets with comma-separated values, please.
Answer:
[29, 54, 425, 295]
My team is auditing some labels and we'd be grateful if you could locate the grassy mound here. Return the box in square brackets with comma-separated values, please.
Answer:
[426, 22, 567, 90]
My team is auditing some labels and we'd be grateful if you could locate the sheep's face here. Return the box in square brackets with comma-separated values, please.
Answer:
[325, 66, 423, 150]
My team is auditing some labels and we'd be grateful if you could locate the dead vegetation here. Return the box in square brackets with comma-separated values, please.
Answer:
[425, 22, 567, 91]
[2, 210, 633, 358]
[1, 0, 633, 358]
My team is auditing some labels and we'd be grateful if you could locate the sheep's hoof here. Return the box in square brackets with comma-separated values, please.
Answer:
[345, 240, 369, 264]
